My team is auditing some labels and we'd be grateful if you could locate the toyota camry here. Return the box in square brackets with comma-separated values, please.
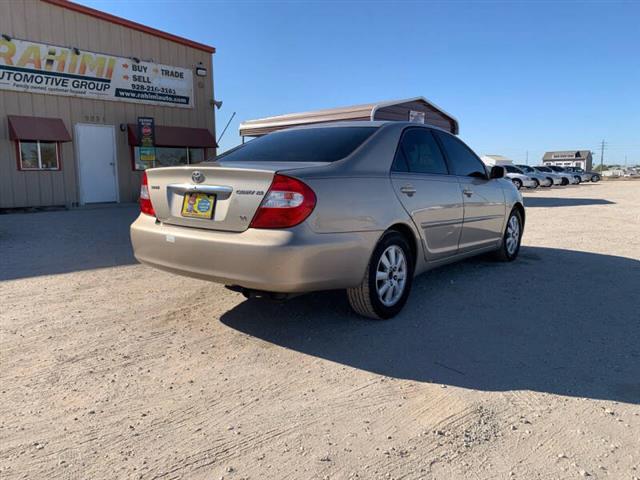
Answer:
[130, 122, 525, 319]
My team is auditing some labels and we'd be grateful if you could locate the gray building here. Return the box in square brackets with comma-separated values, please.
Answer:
[239, 97, 459, 139]
[1, 0, 217, 209]
[543, 150, 593, 170]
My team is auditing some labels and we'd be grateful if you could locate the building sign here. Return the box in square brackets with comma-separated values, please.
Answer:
[137, 117, 156, 163]
[0, 38, 193, 108]
[408, 110, 426, 124]
[552, 152, 582, 159]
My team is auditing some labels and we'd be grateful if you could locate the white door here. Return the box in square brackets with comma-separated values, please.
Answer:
[75, 124, 118, 204]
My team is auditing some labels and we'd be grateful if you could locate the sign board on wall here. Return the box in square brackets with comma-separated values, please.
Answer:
[408, 110, 426, 124]
[552, 152, 582, 159]
[0, 38, 194, 108]
[137, 117, 156, 164]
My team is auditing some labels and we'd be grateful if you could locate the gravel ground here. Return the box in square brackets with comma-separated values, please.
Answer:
[1, 181, 639, 480]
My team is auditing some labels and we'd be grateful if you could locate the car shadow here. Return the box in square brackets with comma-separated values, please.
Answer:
[220, 247, 640, 404]
[525, 197, 615, 207]
[0, 206, 139, 281]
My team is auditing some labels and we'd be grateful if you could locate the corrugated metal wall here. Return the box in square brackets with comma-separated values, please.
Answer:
[374, 100, 455, 133]
[0, 0, 215, 208]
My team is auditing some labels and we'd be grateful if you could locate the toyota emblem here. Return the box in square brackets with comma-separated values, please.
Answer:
[191, 171, 205, 184]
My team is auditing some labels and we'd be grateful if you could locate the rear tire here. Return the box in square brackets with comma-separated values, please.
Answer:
[574, 176, 581, 184]
[347, 231, 414, 320]
[531, 179, 539, 189]
[592, 174, 601, 182]
[561, 178, 569, 186]
[493, 209, 523, 262]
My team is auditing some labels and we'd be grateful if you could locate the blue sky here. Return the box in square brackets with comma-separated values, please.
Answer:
[81, 0, 640, 165]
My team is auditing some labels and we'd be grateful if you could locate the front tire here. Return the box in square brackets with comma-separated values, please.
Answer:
[493, 209, 523, 262]
[561, 177, 569, 186]
[531, 179, 539, 189]
[347, 231, 414, 320]
[592, 174, 601, 182]
[512, 179, 523, 190]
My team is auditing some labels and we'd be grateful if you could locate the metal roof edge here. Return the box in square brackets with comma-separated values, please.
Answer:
[41, 0, 216, 54]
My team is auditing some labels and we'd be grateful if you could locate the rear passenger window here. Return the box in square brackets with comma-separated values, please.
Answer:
[434, 131, 486, 177]
[392, 128, 448, 175]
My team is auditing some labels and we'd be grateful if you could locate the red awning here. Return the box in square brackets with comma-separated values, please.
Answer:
[127, 124, 217, 148]
[8, 115, 72, 142]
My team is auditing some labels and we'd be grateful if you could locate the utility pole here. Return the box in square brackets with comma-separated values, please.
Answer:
[526, 150, 529, 165]
[599, 139, 605, 172]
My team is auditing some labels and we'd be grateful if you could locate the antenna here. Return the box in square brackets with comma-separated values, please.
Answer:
[217, 112, 236, 145]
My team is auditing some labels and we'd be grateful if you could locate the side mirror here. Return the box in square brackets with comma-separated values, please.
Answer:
[490, 166, 505, 179]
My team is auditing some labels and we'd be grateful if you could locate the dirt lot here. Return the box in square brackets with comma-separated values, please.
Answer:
[1, 182, 639, 480]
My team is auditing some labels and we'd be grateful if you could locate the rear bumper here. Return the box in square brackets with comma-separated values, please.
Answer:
[130, 213, 379, 293]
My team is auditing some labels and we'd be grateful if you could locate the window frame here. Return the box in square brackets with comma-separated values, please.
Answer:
[431, 130, 489, 179]
[16, 140, 61, 171]
[505, 165, 524, 175]
[131, 146, 207, 171]
[391, 126, 451, 176]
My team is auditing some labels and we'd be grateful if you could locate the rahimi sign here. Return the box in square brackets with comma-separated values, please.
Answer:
[0, 38, 194, 108]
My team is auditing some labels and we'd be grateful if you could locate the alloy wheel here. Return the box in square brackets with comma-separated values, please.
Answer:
[376, 245, 407, 307]
[505, 214, 520, 256]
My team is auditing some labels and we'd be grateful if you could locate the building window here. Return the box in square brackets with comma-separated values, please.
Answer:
[18, 141, 60, 170]
[133, 147, 206, 170]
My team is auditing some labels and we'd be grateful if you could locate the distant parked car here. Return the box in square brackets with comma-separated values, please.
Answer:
[503, 165, 537, 189]
[515, 165, 553, 187]
[564, 166, 601, 182]
[562, 167, 592, 183]
[586, 169, 602, 182]
[548, 166, 580, 184]
[533, 166, 564, 185]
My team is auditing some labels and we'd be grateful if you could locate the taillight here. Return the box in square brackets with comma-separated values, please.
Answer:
[139, 171, 156, 217]
[250, 174, 316, 229]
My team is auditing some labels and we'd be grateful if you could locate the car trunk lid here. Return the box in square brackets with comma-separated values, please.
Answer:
[145, 162, 323, 232]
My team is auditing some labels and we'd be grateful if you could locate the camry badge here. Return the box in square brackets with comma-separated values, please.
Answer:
[191, 171, 205, 184]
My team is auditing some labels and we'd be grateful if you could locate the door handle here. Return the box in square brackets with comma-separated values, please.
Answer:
[400, 185, 416, 197]
[463, 189, 473, 197]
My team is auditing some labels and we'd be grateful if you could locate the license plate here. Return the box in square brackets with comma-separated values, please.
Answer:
[181, 192, 216, 219]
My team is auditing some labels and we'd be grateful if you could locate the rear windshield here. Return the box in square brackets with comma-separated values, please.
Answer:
[218, 127, 377, 163]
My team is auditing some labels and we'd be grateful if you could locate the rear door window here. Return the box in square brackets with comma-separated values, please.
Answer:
[392, 128, 449, 175]
[217, 127, 377, 163]
[433, 131, 486, 177]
